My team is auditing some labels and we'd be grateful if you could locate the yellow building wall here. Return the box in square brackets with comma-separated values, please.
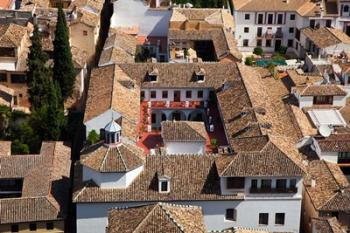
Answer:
[69, 23, 97, 60]
[301, 190, 319, 233]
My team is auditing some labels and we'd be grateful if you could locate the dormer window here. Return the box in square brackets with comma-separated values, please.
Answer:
[195, 68, 205, 82]
[158, 176, 170, 193]
[147, 68, 159, 82]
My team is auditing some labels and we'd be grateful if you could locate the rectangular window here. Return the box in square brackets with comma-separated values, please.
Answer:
[245, 14, 250, 20]
[259, 213, 269, 225]
[0, 73, 6, 82]
[251, 179, 258, 189]
[257, 27, 262, 37]
[276, 179, 287, 189]
[257, 39, 262, 47]
[265, 39, 271, 47]
[225, 208, 237, 221]
[313, 96, 333, 105]
[227, 177, 245, 189]
[46, 222, 54, 230]
[310, 19, 315, 28]
[141, 91, 145, 99]
[162, 90, 168, 99]
[275, 213, 285, 225]
[29, 223, 37, 231]
[11, 225, 19, 232]
[261, 179, 272, 189]
[243, 39, 249, 47]
[151, 113, 156, 124]
[150, 91, 156, 99]
[289, 27, 294, 33]
[295, 28, 300, 40]
[288, 39, 293, 47]
[257, 14, 264, 24]
[277, 14, 283, 24]
[290, 14, 295, 20]
[186, 90, 192, 98]
[160, 181, 169, 192]
[197, 90, 203, 98]
[326, 20, 332, 27]
[267, 14, 273, 24]
[83, 30, 88, 36]
[290, 179, 297, 189]
[244, 27, 249, 33]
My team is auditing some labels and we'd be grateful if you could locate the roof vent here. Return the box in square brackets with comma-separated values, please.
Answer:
[147, 67, 159, 82]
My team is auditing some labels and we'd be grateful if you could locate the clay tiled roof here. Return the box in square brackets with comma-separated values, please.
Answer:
[0, 142, 71, 224]
[71, 46, 88, 69]
[84, 65, 141, 126]
[304, 160, 350, 211]
[80, 142, 145, 172]
[161, 121, 207, 142]
[73, 155, 244, 203]
[168, 28, 242, 61]
[0, 141, 11, 156]
[286, 70, 323, 86]
[302, 27, 350, 49]
[0, 23, 27, 48]
[315, 134, 350, 152]
[71, 8, 100, 28]
[216, 135, 305, 177]
[116, 63, 241, 89]
[232, 0, 319, 16]
[106, 203, 207, 233]
[313, 217, 346, 233]
[292, 84, 347, 96]
[99, 30, 138, 66]
[71, 0, 104, 13]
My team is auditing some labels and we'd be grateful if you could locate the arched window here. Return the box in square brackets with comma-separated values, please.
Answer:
[344, 5, 349, 12]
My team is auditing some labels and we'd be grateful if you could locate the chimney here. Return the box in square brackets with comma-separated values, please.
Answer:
[311, 179, 316, 188]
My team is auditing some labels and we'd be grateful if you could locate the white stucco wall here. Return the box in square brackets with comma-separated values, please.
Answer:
[164, 141, 205, 155]
[298, 96, 314, 108]
[85, 109, 122, 137]
[312, 138, 338, 163]
[82, 165, 143, 188]
[0, 61, 16, 71]
[77, 198, 302, 233]
[333, 95, 347, 106]
[111, 0, 171, 36]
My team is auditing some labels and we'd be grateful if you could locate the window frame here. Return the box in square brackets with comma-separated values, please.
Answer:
[162, 90, 168, 99]
[290, 14, 295, 20]
[29, 223, 37, 231]
[275, 213, 285, 225]
[150, 91, 157, 99]
[225, 208, 237, 221]
[186, 90, 192, 99]
[243, 39, 249, 47]
[244, 27, 249, 33]
[259, 213, 269, 225]
[245, 14, 250, 20]
[226, 177, 245, 189]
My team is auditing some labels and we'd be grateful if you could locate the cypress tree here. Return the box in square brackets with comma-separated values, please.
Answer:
[27, 25, 52, 110]
[30, 81, 65, 140]
[53, 5, 75, 100]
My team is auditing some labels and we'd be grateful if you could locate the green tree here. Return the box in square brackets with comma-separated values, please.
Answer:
[27, 25, 52, 110]
[245, 56, 255, 66]
[88, 130, 100, 144]
[0, 105, 11, 139]
[53, 5, 75, 100]
[11, 139, 30, 154]
[30, 81, 65, 140]
[253, 47, 264, 56]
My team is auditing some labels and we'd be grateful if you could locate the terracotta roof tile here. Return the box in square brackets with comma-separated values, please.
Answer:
[0, 141, 71, 224]
[292, 84, 347, 96]
[315, 134, 350, 152]
[80, 142, 145, 172]
[312, 217, 346, 233]
[73, 155, 244, 203]
[304, 160, 350, 211]
[0, 23, 27, 48]
[161, 121, 207, 142]
[302, 27, 350, 49]
[106, 203, 207, 233]
[0, 141, 11, 156]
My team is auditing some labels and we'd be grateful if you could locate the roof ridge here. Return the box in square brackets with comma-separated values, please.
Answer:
[133, 204, 159, 233]
[159, 203, 185, 233]
[116, 144, 129, 171]
[186, 121, 207, 141]
[99, 147, 111, 171]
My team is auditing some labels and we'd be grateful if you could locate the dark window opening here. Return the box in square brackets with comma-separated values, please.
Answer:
[266, 39, 271, 47]
[275, 213, 285, 225]
[261, 179, 272, 190]
[276, 179, 287, 189]
[251, 179, 258, 189]
[10, 74, 26, 83]
[259, 213, 269, 225]
[257, 14, 264, 24]
[29, 223, 37, 231]
[267, 14, 273, 24]
[160, 181, 168, 192]
[197, 90, 203, 98]
[245, 14, 250, 20]
[313, 96, 333, 105]
[11, 225, 19, 232]
[288, 39, 293, 47]
[257, 39, 262, 47]
[227, 177, 245, 189]
[186, 90, 192, 98]
[243, 39, 249, 47]
[257, 27, 262, 37]
[150, 91, 157, 99]
[0, 73, 6, 82]
[277, 14, 283, 24]
[162, 91, 168, 99]
[225, 208, 237, 221]
[290, 14, 295, 20]
[244, 27, 249, 33]
[46, 222, 54, 230]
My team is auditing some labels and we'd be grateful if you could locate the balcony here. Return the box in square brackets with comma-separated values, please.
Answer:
[147, 100, 204, 109]
[249, 187, 297, 194]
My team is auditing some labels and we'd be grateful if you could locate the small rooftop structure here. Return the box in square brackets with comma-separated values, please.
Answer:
[302, 27, 350, 49]
[161, 121, 207, 143]
[292, 84, 347, 97]
[308, 109, 347, 129]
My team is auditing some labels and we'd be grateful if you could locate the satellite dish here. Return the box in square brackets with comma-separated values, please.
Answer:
[319, 125, 332, 137]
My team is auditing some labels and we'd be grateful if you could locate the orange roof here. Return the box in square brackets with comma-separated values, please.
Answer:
[0, 0, 13, 9]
